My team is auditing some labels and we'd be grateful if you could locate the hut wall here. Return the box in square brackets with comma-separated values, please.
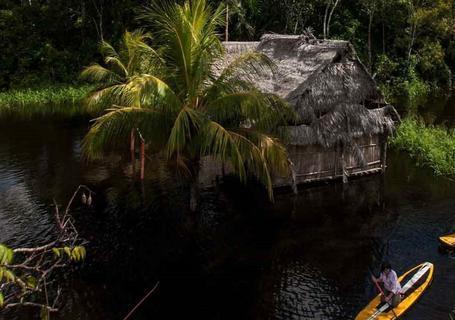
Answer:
[199, 134, 384, 189]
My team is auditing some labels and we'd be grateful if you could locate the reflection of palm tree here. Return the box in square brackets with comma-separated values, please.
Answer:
[82, 0, 295, 211]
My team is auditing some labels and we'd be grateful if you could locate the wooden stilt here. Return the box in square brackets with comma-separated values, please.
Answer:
[341, 145, 348, 184]
[380, 135, 388, 172]
[130, 129, 136, 161]
[130, 128, 136, 172]
[140, 139, 145, 180]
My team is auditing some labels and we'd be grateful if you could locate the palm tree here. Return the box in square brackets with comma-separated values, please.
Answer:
[82, 0, 295, 211]
[81, 30, 161, 164]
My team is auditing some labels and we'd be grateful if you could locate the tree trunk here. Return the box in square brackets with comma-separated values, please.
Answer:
[323, 1, 330, 39]
[225, 4, 229, 42]
[407, 22, 416, 62]
[341, 145, 348, 184]
[382, 20, 385, 54]
[407, 2, 416, 63]
[368, 11, 373, 73]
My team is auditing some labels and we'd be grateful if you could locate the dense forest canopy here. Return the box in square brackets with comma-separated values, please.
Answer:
[1, 0, 454, 98]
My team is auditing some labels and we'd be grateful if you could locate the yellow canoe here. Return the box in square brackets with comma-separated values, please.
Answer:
[439, 233, 455, 249]
[355, 262, 434, 320]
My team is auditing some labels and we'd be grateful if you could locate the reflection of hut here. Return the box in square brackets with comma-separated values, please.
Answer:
[201, 34, 400, 189]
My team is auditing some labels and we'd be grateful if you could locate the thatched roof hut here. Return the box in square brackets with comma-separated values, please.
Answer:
[223, 34, 399, 148]
[201, 34, 400, 189]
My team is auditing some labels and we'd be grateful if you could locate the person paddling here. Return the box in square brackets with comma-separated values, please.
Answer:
[371, 262, 402, 308]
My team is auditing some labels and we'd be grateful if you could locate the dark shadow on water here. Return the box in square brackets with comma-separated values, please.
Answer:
[1, 120, 455, 319]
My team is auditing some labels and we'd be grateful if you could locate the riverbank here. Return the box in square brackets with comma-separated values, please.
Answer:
[0, 84, 93, 119]
[390, 117, 455, 175]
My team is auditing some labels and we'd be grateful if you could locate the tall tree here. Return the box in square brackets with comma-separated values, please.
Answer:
[82, 0, 295, 211]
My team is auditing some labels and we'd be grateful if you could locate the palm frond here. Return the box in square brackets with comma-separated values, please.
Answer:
[139, 0, 224, 97]
[100, 40, 120, 60]
[166, 107, 205, 157]
[81, 64, 122, 84]
[205, 90, 296, 132]
[234, 128, 290, 177]
[104, 56, 129, 78]
[84, 83, 137, 114]
[128, 74, 182, 112]
[200, 120, 284, 199]
[83, 106, 169, 159]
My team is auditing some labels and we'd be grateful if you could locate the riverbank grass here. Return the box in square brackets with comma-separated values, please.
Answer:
[0, 85, 93, 119]
[390, 117, 455, 175]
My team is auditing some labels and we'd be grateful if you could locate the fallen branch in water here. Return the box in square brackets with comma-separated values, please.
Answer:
[0, 185, 92, 318]
[122, 281, 160, 320]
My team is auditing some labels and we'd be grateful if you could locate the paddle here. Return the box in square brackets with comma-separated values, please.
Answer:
[370, 271, 399, 319]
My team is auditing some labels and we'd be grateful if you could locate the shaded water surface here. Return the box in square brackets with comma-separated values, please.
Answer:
[0, 116, 454, 319]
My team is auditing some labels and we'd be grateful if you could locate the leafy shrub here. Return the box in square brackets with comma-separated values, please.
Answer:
[390, 117, 455, 175]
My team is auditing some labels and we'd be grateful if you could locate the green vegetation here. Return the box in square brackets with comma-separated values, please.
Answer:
[0, 185, 88, 318]
[390, 117, 455, 175]
[82, 0, 295, 210]
[0, 85, 92, 119]
[1, 1, 455, 104]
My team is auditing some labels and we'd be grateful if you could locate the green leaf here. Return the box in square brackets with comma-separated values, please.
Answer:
[4, 270, 15, 282]
[5, 248, 12, 264]
[40, 305, 49, 320]
[79, 246, 86, 260]
[0, 245, 5, 264]
[52, 248, 61, 258]
[0, 267, 4, 282]
[0, 245, 13, 265]
[0, 292, 4, 308]
[71, 248, 80, 261]
[63, 247, 71, 258]
[25, 275, 37, 289]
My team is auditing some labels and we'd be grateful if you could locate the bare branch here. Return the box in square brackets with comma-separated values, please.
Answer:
[0, 185, 89, 317]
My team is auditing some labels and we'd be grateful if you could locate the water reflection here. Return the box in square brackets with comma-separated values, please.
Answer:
[0, 120, 454, 319]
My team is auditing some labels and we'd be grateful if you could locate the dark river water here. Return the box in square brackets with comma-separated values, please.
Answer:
[1, 96, 455, 319]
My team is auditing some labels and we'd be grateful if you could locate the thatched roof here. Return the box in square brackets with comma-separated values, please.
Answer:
[223, 34, 400, 147]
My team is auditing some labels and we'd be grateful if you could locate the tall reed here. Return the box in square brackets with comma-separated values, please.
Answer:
[0, 85, 93, 119]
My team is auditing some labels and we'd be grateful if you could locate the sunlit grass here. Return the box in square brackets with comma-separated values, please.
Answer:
[390, 117, 455, 175]
[0, 85, 93, 119]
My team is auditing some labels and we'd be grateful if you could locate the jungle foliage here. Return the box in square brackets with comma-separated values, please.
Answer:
[390, 117, 455, 175]
[1, 0, 454, 102]
[0, 84, 92, 118]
